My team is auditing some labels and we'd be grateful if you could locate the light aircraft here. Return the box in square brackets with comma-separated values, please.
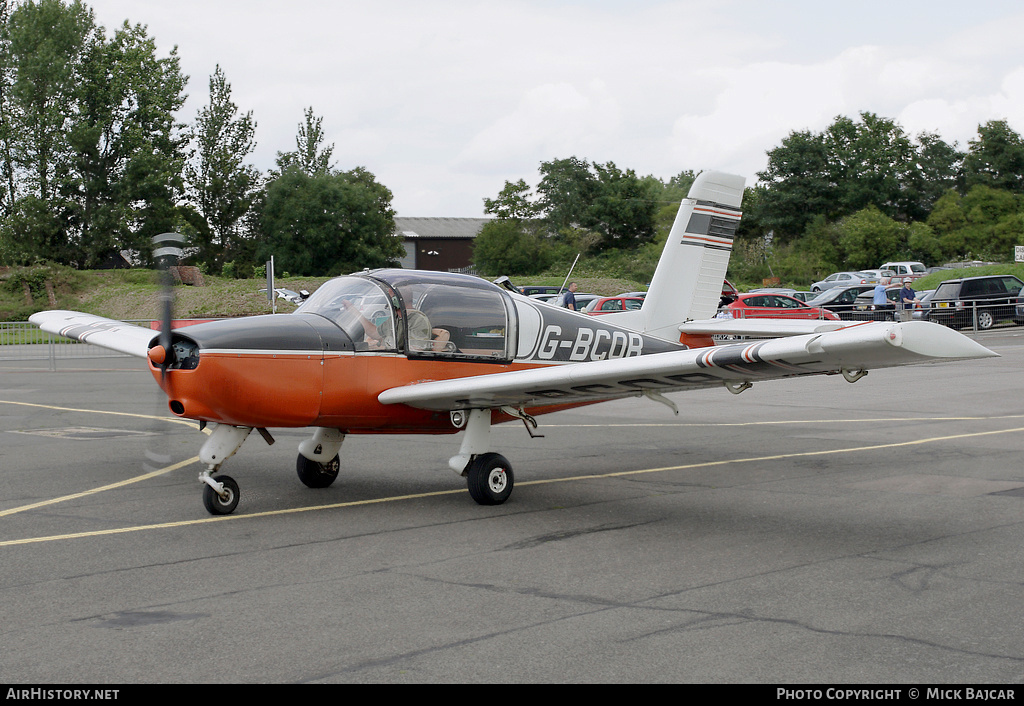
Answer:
[30, 171, 997, 515]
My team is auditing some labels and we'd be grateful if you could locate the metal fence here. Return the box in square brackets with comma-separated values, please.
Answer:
[0, 320, 141, 370]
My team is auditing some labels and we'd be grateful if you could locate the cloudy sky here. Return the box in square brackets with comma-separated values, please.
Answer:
[86, 0, 1024, 217]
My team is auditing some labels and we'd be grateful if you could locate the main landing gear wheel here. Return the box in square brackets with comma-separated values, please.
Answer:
[202, 474, 239, 515]
[296, 454, 341, 488]
[466, 453, 514, 506]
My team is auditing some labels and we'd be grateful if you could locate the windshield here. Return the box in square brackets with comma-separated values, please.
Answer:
[296, 277, 398, 351]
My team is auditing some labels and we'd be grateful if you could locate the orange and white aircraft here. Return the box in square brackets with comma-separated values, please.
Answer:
[30, 171, 996, 515]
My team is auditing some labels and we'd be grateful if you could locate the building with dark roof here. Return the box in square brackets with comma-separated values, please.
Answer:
[394, 217, 489, 271]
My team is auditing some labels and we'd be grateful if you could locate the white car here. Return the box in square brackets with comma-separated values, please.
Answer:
[880, 261, 926, 278]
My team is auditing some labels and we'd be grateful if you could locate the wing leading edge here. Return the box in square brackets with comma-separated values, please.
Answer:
[378, 321, 996, 412]
[29, 311, 153, 359]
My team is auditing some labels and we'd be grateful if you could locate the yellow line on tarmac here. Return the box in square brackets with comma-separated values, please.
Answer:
[541, 414, 1024, 428]
[3, 423, 1024, 548]
[0, 488, 467, 547]
[0, 398, 195, 427]
[520, 425, 1024, 485]
[0, 399, 206, 518]
[0, 457, 199, 518]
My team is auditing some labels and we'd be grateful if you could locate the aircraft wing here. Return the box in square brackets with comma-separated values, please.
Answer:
[29, 310, 153, 359]
[379, 321, 996, 412]
[679, 318, 861, 337]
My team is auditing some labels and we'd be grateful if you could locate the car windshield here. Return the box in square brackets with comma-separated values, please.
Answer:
[808, 289, 841, 304]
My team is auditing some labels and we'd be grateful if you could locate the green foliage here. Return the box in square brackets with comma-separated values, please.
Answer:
[752, 112, 963, 241]
[834, 206, 907, 270]
[184, 65, 259, 270]
[472, 220, 551, 277]
[483, 179, 542, 220]
[0, 2, 190, 268]
[273, 106, 335, 177]
[927, 186, 1024, 261]
[965, 120, 1024, 193]
[257, 166, 402, 276]
[0, 260, 83, 319]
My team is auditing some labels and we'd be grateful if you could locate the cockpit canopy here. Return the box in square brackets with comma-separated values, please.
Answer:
[296, 271, 513, 361]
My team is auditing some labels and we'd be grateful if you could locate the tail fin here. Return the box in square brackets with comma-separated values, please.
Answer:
[602, 170, 745, 341]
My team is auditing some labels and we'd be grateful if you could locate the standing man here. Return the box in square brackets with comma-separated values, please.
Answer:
[898, 278, 919, 322]
[872, 282, 888, 307]
[564, 282, 578, 311]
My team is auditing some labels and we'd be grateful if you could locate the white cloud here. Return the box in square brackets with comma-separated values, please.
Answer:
[82, 0, 1024, 215]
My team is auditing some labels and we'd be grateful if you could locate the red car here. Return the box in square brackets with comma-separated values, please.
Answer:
[725, 293, 840, 320]
[583, 296, 645, 315]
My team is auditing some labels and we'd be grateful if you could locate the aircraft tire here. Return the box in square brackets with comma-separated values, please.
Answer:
[203, 475, 240, 515]
[296, 454, 341, 488]
[466, 453, 514, 505]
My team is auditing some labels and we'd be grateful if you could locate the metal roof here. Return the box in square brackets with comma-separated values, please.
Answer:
[394, 217, 490, 240]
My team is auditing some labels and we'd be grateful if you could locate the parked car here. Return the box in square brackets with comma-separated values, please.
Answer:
[879, 261, 927, 281]
[859, 269, 897, 284]
[583, 296, 645, 315]
[538, 293, 599, 310]
[724, 293, 840, 320]
[848, 285, 902, 321]
[721, 279, 739, 306]
[913, 290, 936, 321]
[805, 284, 876, 319]
[790, 291, 818, 302]
[519, 285, 563, 296]
[748, 287, 797, 295]
[927, 275, 1024, 330]
[810, 271, 879, 292]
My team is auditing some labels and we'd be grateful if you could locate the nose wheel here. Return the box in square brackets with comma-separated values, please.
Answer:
[202, 474, 240, 515]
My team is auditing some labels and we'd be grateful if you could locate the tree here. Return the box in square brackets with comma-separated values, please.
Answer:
[833, 206, 907, 270]
[6, 0, 96, 205]
[753, 113, 962, 242]
[964, 120, 1024, 193]
[472, 219, 550, 276]
[258, 166, 402, 276]
[908, 131, 963, 216]
[753, 129, 832, 241]
[535, 156, 598, 233]
[0, 0, 96, 262]
[273, 106, 334, 177]
[66, 20, 189, 266]
[483, 178, 541, 220]
[185, 65, 259, 269]
[926, 185, 1023, 260]
[586, 161, 657, 250]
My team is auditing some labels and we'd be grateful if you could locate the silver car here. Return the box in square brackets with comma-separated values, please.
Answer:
[810, 271, 879, 293]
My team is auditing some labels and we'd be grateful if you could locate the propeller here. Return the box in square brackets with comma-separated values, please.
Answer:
[143, 232, 187, 477]
[151, 233, 185, 379]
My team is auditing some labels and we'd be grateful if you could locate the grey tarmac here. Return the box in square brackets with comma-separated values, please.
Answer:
[0, 329, 1022, 683]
